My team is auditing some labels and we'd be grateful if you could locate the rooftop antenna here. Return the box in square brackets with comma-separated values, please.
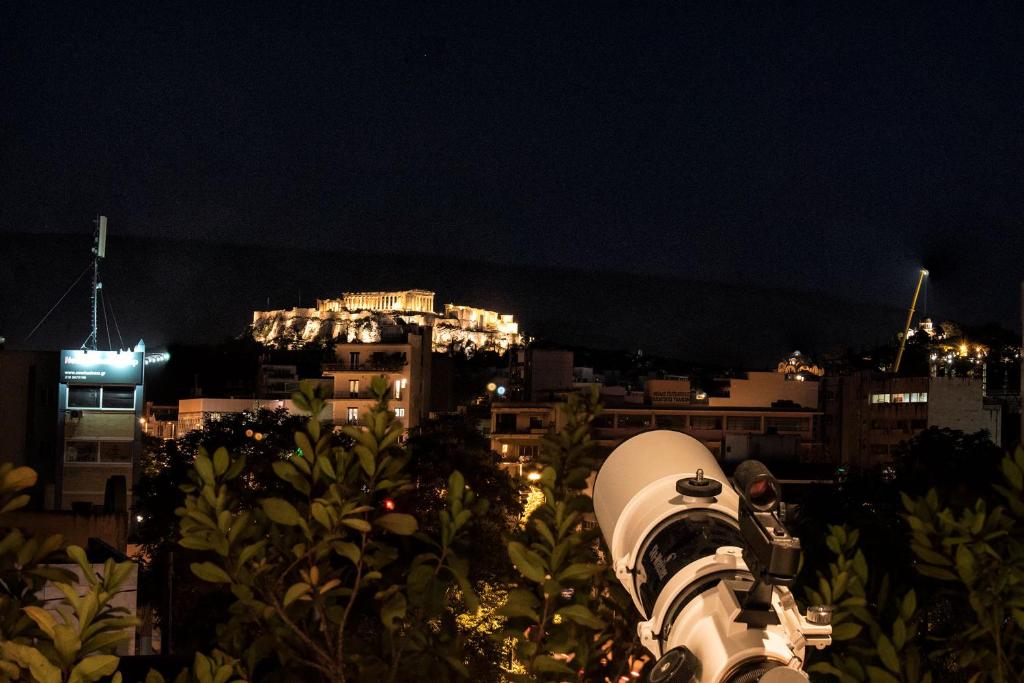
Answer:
[84, 215, 107, 350]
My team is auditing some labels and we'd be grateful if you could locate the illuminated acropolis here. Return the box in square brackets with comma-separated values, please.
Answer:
[252, 290, 524, 355]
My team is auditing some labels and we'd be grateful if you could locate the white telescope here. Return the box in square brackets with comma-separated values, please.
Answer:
[593, 431, 831, 683]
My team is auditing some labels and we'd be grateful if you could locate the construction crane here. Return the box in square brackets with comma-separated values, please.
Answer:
[892, 268, 929, 374]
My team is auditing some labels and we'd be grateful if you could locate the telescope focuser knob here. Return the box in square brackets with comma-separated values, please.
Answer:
[676, 469, 723, 497]
[807, 605, 833, 625]
[648, 646, 700, 683]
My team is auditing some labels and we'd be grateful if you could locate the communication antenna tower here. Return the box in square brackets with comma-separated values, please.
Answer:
[85, 215, 107, 350]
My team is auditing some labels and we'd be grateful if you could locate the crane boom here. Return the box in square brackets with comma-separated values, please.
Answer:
[893, 268, 928, 374]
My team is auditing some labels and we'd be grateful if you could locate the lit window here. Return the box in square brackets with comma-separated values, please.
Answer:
[347, 407, 359, 423]
[348, 379, 359, 398]
[501, 443, 509, 454]
[395, 378, 405, 400]
[395, 408, 406, 418]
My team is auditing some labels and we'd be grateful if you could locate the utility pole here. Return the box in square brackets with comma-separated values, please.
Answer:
[85, 215, 107, 350]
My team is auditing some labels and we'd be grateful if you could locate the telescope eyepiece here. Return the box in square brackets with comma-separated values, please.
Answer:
[733, 460, 781, 512]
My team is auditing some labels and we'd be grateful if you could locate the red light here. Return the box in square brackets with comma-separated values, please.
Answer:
[383, 498, 396, 511]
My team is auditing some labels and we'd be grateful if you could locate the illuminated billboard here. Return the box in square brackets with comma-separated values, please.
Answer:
[59, 350, 144, 385]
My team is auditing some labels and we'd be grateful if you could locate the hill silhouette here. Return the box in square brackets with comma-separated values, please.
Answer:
[1, 232, 903, 367]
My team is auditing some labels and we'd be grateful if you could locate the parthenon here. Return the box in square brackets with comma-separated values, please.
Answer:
[317, 290, 435, 314]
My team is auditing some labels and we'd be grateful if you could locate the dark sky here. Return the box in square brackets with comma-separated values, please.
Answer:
[2, 3, 1022, 328]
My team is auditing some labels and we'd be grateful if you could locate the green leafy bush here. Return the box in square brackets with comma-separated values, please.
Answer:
[175, 378, 483, 682]
[0, 464, 137, 683]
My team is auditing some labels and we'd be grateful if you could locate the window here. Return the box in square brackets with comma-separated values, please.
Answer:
[765, 417, 808, 432]
[395, 408, 406, 418]
[347, 407, 359, 423]
[727, 416, 761, 432]
[870, 392, 927, 404]
[349, 379, 359, 398]
[690, 415, 722, 430]
[102, 387, 135, 409]
[349, 352, 360, 369]
[100, 441, 132, 463]
[68, 387, 100, 408]
[529, 416, 545, 429]
[616, 414, 650, 428]
[519, 445, 540, 460]
[394, 378, 402, 400]
[495, 414, 517, 432]
[655, 414, 687, 429]
[65, 442, 99, 463]
[501, 443, 509, 454]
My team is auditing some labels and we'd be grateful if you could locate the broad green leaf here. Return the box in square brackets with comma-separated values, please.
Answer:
[866, 666, 901, 683]
[557, 563, 603, 582]
[955, 545, 977, 584]
[508, 541, 546, 583]
[0, 494, 31, 513]
[212, 447, 229, 476]
[373, 513, 417, 535]
[67, 545, 93, 577]
[355, 445, 376, 477]
[380, 591, 406, 632]
[22, 606, 57, 638]
[261, 498, 302, 526]
[893, 617, 907, 649]
[532, 655, 574, 675]
[237, 540, 265, 566]
[190, 561, 232, 584]
[341, 518, 371, 533]
[915, 564, 958, 581]
[830, 622, 862, 640]
[311, 502, 332, 529]
[283, 583, 311, 606]
[877, 634, 899, 673]
[332, 541, 361, 565]
[497, 588, 541, 620]
[0, 641, 61, 683]
[900, 590, 916, 620]
[195, 452, 214, 484]
[556, 604, 605, 629]
[1002, 458, 1023, 489]
[2, 466, 37, 491]
[70, 654, 119, 681]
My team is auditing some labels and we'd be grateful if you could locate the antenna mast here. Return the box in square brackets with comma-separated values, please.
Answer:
[85, 215, 107, 350]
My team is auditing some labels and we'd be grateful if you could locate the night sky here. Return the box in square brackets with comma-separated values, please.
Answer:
[2, 3, 1022, 330]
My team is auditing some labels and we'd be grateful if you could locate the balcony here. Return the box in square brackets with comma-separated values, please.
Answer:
[323, 362, 408, 373]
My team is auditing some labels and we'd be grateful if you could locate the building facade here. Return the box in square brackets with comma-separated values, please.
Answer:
[825, 372, 1002, 469]
[57, 349, 145, 510]
[176, 397, 331, 434]
[491, 403, 822, 481]
[323, 329, 431, 430]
